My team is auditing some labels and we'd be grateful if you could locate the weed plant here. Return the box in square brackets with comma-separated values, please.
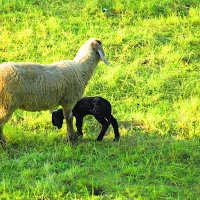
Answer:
[1, 0, 200, 199]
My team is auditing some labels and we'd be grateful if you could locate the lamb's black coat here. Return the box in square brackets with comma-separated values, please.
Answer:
[52, 97, 120, 141]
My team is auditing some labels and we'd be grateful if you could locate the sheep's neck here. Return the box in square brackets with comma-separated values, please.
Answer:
[76, 57, 100, 86]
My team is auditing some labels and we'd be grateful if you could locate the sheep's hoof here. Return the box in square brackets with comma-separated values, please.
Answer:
[65, 136, 70, 143]
[69, 135, 79, 142]
[0, 140, 7, 150]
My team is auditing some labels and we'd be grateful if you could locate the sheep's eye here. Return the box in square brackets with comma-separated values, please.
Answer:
[96, 40, 102, 46]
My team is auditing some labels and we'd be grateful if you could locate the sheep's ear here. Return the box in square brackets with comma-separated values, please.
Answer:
[97, 48, 109, 65]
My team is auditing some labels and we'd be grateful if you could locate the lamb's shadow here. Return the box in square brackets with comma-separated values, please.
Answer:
[74, 119, 144, 145]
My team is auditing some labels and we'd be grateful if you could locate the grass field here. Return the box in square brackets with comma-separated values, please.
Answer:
[1, 0, 200, 199]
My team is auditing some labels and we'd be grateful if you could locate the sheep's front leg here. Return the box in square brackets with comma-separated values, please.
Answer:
[63, 109, 78, 142]
[0, 126, 6, 149]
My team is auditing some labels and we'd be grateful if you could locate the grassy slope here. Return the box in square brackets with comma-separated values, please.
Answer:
[1, 0, 200, 199]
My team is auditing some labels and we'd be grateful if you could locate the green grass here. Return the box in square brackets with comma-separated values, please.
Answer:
[1, 0, 200, 199]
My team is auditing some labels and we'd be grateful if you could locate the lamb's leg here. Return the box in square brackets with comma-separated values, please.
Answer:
[75, 116, 84, 137]
[110, 115, 120, 141]
[0, 126, 6, 149]
[95, 115, 110, 141]
[62, 109, 78, 142]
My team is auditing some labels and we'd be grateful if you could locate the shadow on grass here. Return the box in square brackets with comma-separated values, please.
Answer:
[2, 119, 164, 150]
[2, 119, 200, 159]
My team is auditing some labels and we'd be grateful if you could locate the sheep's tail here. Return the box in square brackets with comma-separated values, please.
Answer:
[110, 115, 120, 141]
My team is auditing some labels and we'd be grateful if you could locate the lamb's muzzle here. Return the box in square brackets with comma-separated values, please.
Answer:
[0, 38, 108, 149]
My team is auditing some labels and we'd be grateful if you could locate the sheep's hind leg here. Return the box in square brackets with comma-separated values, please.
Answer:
[0, 108, 10, 149]
[63, 109, 78, 142]
[0, 106, 16, 149]
[95, 115, 110, 141]
[0, 126, 6, 150]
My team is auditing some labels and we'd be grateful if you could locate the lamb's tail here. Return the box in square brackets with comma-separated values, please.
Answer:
[110, 115, 120, 141]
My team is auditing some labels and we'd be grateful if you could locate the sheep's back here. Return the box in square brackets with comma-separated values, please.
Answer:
[0, 62, 84, 111]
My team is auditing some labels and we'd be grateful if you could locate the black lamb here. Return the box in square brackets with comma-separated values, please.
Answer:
[52, 97, 120, 141]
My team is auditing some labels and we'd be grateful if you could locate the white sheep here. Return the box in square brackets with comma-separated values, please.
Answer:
[0, 38, 109, 149]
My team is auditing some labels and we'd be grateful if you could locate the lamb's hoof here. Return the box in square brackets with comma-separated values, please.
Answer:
[76, 132, 83, 139]
[78, 135, 83, 140]
[113, 137, 120, 142]
[95, 138, 103, 142]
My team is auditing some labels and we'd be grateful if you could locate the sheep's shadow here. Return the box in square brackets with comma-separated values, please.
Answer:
[1, 118, 154, 156]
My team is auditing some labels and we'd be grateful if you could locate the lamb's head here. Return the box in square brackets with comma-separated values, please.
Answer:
[74, 38, 109, 65]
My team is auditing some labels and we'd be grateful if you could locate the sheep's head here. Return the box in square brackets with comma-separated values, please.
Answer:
[91, 39, 109, 65]
[74, 38, 109, 65]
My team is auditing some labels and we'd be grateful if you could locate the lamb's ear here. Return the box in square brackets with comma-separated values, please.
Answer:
[97, 48, 109, 65]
